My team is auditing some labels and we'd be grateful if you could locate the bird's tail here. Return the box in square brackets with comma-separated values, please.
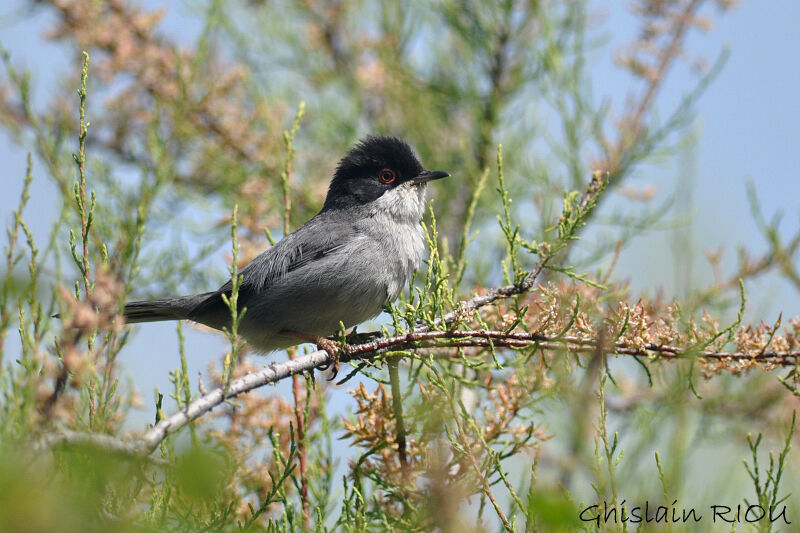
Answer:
[123, 292, 216, 324]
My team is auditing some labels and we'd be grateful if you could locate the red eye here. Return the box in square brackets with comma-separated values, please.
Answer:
[379, 169, 396, 184]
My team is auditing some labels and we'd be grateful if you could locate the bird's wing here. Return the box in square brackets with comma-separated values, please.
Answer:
[188, 214, 357, 321]
[238, 214, 356, 291]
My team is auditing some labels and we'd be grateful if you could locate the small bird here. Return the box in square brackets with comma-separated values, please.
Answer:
[123, 136, 449, 352]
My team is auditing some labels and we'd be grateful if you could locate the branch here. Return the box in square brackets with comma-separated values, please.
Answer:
[41, 327, 800, 457]
[627, 0, 703, 142]
[141, 349, 332, 452]
[34, 429, 165, 464]
[341, 330, 800, 366]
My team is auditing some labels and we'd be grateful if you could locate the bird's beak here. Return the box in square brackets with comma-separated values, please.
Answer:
[410, 170, 450, 185]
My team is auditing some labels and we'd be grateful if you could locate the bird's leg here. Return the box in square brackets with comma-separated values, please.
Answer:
[281, 331, 345, 379]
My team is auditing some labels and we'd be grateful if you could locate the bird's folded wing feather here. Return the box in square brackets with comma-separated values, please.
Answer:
[188, 216, 356, 320]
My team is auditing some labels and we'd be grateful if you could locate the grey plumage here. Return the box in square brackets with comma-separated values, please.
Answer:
[123, 136, 448, 352]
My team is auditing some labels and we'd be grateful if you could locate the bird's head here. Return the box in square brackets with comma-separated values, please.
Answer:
[322, 136, 449, 212]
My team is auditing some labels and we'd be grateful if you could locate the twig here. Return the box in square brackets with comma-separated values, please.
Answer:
[388, 358, 409, 476]
[447, 3, 513, 248]
[428, 354, 515, 532]
[221, 204, 245, 390]
[603, 0, 705, 173]
[44, 51, 92, 418]
[0, 153, 33, 357]
[141, 349, 332, 453]
[280, 102, 309, 527]
[76, 51, 91, 299]
[627, 0, 703, 143]
[460, 426, 514, 533]
[292, 366, 309, 528]
[34, 429, 165, 464]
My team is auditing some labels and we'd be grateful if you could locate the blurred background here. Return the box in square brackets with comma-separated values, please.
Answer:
[1, 0, 799, 530]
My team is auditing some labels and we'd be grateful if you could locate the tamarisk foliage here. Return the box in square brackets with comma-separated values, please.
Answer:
[1, 1, 798, 531]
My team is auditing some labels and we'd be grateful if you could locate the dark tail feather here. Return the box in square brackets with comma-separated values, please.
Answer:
[123, 292, 216, 324]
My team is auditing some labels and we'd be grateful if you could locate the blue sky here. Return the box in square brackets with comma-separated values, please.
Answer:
[585, 1, 800, 319]
[1, 0, 798, 445]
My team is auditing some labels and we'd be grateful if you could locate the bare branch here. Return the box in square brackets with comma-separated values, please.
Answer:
[140, 349, 331, 452]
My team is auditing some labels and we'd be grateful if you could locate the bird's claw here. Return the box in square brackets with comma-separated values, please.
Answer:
[315, 337, 344, 380]
[281, 330, 348, 380]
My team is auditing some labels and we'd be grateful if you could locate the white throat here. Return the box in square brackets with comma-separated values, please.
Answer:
[370, 182, 429, 223]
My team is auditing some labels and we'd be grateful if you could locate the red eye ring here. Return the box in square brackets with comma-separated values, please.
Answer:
[379, 168, 396, 184]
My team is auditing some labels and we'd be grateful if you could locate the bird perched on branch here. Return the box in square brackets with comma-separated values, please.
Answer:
[123, 136, 449, 353]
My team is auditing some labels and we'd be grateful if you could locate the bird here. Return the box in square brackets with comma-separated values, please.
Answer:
[123, 135, 449, 353]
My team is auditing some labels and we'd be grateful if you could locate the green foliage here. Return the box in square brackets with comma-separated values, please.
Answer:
[743, 412, 796, 533]
[1, 1, 798, 532]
